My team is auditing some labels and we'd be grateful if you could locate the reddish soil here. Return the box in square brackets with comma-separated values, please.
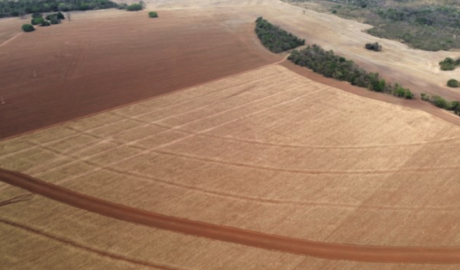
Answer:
[281, 60, 460, 127]
[2, 167, 460, 264]
[0, 10, 279, 139]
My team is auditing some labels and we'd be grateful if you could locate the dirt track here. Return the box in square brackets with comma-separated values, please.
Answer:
[1, 168, 460, 264]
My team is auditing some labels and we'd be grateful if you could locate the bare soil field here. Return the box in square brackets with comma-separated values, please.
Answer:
[2, 65, 460, 268]
[0, 9, 279, 139]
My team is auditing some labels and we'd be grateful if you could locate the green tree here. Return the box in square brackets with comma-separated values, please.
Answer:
[22, 24, 35, 32]
[148, 11, 158, 18]
[447, 79, 459, 88]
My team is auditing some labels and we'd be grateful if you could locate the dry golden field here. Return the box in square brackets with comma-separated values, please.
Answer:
[2, 65, 460, 269]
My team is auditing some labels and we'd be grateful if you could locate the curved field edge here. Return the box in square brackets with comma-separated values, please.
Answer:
[1, 168, 460, 264]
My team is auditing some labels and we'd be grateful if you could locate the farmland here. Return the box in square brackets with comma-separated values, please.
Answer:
[2, 0, 460, 269]
[2, 65, 460, 268]
[0, 9, 279, 139]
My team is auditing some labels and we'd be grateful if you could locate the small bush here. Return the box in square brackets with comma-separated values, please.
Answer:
[365, 42, 382, 51]
[447, 79, 459, 88]
[432, 95, 448, 109]
[41, 20, 51, 26]
[22, 24, 35, 32]
[50, 18, 60, 24]
[31, 17, 45, 25]
[439, 57, 458, 71]
[57, 12, 65, 20]
[127, 3, 143, 11]
[46, 14, 56, 20]
[149, 11, 158, 18]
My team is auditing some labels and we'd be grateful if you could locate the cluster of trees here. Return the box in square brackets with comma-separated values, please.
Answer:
[439, 57, 460, 71]
[0, 0, 119, 18]
[22, 11, 64, 31]
[288, 45, 413, 99]
[293, 0, 460, 51]
[447, 79, 459, 88]
[365, 42, 382, 51]
[421, 93, 460, 115]
[119, 1, 145, 11]
[148, 11, 158, 18]
[255, 17, 305, 53]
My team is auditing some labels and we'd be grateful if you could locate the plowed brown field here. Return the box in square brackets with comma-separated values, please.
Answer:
[0, 9, 279, 139]
[2, 65, 460, 269]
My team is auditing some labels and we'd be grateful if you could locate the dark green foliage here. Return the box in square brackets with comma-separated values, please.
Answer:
[0, 0, 119, 18]
[439, 57, 460, 71]
[290, 0, 460, 51]
[21, 24, 35, 32]
[32, 12, 42, 18]
[41, 20, 51, 26]
[288, 44, 413, 99]
[148, 11, 158, 18]
[45, 14, 56, 20]
[127, 3, 143, 11]
[432, 95, 448, 108]
[50, 17, 59, 24]
[31, 17, 44, 25]
[365, 42, 382, 51]
[255, 17, 305, 53]
[421, 93, 460, 115]
[447, 79, 459, 88]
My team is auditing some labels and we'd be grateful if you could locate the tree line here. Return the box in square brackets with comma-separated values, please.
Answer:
[0, 0, 118, 18]
[421, 93, 460, 116]
[255, 17, 305, 53]
[288, 45, 414, 99]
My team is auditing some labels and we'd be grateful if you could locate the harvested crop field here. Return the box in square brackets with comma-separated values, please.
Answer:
[2, 65, 460, 268]
[0, 9, 279, 139]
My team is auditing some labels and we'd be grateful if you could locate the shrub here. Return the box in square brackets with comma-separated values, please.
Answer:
[439, 57, 457, 71]
[45, 14, 56, 20]
[365, 42, 382, 51]
[57, 12, 65, 20]
[447, 79, 459, 88]
[431, 95, 448, 109]
[32, 12, 43, 18]
[149, 11, 158, 18]
[127, 3, 143, 11]
[50, 18, 60, 24]
[22, 24, 35, 32]
[41, 20, 51, 26]
[31, 17, 45, 25]
[255, 17, 305, 53]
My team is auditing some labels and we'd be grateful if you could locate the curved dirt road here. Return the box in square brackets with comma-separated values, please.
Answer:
[1, 168, 460, 264]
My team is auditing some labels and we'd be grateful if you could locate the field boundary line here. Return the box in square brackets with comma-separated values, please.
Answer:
[154, 150, 460, 175]
[0, 33, 23, 48]
[104, 166, 460, 212]
[0, 218, 184, 270]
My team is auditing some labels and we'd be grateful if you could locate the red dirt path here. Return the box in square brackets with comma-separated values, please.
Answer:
[1, 168, 460, 264]
[0, 10, 279, 139]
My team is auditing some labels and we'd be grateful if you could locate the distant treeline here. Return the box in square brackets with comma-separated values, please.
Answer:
[0, 0, 119, 18]
[255, 17, 305, 53]
[288, 45, 414, 99]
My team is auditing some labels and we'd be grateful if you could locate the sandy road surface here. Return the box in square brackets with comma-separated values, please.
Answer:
[1, 168, 460, 264]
